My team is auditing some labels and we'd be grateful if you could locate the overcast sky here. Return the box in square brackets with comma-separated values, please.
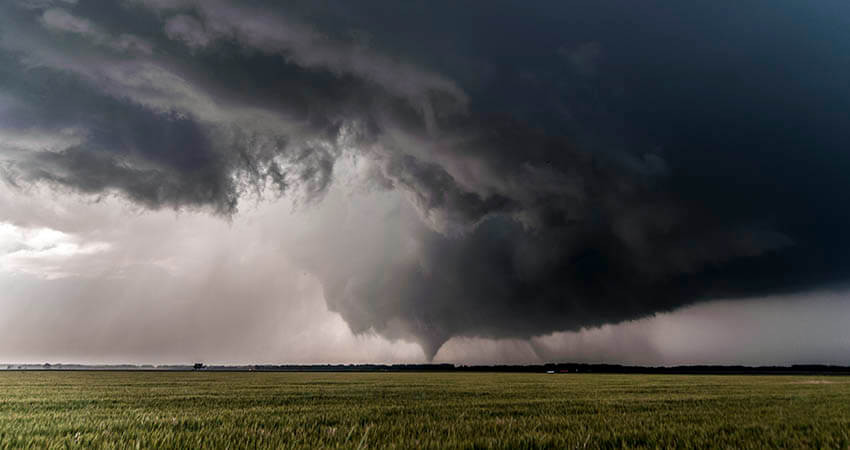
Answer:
[1, 0, 849, 365]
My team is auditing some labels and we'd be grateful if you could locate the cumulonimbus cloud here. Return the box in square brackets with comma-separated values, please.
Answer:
[1, 0, 849, 359]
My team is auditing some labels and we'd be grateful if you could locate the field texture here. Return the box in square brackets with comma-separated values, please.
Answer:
[0, 371, 848, 448]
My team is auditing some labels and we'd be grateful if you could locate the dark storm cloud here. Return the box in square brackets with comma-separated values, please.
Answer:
[2, 0, 850, 358]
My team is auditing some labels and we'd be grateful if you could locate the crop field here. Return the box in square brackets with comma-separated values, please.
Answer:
[0, 372, 849, 448]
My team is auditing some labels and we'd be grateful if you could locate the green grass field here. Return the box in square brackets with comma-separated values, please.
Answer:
[0, 372, 848, 448]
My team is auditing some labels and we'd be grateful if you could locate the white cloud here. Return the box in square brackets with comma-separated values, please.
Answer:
[0, 222, 110, 279]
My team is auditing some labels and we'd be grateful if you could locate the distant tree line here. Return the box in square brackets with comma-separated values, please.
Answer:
[3, 363, 849, 375]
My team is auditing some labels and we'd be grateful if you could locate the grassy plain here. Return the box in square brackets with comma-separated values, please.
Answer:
[0, 371, 848, 448]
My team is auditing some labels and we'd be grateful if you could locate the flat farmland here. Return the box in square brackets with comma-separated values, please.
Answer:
[0, 371, 848, 448]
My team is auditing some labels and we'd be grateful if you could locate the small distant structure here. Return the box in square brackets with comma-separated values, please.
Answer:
[193, 363, 205, 371]
[546, 370, 555, 374]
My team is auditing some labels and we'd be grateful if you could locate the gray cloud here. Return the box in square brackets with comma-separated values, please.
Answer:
[40, 7, 153, 54]
[1, 0, 849, 361]
[163, 14, 211, 49]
